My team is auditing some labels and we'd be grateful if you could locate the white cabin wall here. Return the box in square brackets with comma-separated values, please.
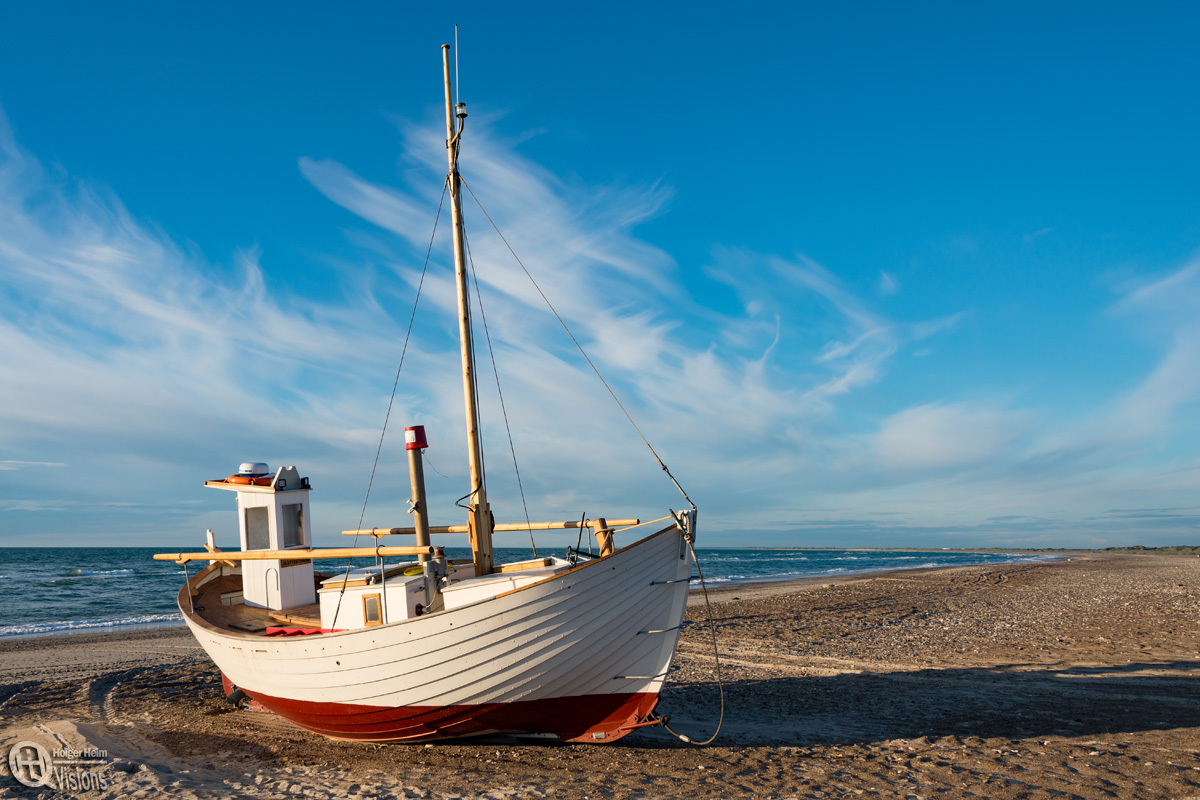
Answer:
[234, 484, 315, 610]
[318, 575, 428, 629]
[282, 562, 316, 607]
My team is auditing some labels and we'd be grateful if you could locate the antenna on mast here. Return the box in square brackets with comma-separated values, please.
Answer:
[454, 24, 460, 107]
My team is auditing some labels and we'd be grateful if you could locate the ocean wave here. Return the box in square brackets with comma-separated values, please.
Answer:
[703, 567, 852, 584]
[0, 613, 184, 638]
[5, 567, 142, 584]
[65, 568, 136, 577]
[0, 568, 140, 583]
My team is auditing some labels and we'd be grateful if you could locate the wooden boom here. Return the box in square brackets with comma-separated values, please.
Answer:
[153, 545, 435, 564]
[342, 519, 640, 536]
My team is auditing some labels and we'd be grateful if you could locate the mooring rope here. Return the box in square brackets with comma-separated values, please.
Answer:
[659, 536, 725, 746]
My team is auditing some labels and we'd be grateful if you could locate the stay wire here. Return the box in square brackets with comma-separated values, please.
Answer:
[330, 178, 448, 630]
[461, 219, 537, 555]
[421, 450, 450, 479]
[459, 177, 694, 509]
[445, 158, 488, 513]
[452, 197, 487, 514]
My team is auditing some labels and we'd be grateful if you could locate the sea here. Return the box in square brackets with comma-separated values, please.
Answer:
[0, 546, 1059, 639]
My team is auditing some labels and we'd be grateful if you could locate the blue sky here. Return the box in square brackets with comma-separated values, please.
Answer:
[2, 3, 1198, 549]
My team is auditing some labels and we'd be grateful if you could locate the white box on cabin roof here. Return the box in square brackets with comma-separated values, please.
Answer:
[317, 569, 426, 629]
[207, 464, 316, 612]
[316, 562, 476, 629]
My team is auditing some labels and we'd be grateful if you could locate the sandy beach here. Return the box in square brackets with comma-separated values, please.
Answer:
[1, 554, 1198, 799]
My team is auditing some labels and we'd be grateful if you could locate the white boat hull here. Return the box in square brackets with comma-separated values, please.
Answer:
[180, 525, 693, 742]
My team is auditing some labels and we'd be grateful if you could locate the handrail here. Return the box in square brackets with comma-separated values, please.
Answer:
[153, 545, 435, 564]
[609, 515, 674, 535]
[342, 518, 640, 536]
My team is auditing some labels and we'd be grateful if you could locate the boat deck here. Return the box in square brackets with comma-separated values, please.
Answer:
[192, 574, 326, 634]
[188, 557, 576, 635]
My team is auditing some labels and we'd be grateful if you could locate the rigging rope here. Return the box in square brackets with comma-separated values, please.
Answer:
[459, 177, 694, 510]
[421, 449, 450, 479]
[331, 178, 448, 630]
[460, 222, 538, 555]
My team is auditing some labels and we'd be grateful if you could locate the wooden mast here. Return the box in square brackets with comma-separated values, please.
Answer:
[443, 44, 494, 576]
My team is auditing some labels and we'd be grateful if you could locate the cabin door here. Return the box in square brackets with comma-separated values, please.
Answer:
[265, 567, 281, 609]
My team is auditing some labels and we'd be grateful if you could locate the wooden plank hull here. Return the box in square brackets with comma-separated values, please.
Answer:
[182, 525, 692, 743]
[231, 684, 660, 742]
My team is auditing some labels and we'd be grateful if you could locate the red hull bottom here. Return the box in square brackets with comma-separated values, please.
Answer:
[222, 676, 660, 743]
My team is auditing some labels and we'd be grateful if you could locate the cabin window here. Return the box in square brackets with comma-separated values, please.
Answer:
[245, 507, 270, 550]
[362, 594, 382, 626]
[281, 503, 304, 548]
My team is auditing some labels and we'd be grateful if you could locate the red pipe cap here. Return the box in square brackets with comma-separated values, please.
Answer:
[405, 425, 429, 450]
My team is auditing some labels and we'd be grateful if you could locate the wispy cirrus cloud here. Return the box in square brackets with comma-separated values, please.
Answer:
[7, 99, 1196, 548]
[0, 111, 450, 540]
[830, 257, 1200, 543]
[872, 403, 1027, 472]
[0, 461, 66, 471]
[1, 105, 957, 544]
[1107, 260, 1200, 438]
[879, 271, 900, 295]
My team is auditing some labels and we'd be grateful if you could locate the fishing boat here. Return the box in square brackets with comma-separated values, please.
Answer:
[153, 44, 699, 744]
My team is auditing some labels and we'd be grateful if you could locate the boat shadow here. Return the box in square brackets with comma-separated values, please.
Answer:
[625, 659, 1200, 748]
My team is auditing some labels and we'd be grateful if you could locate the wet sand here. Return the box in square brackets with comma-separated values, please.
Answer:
[1, 554, 1198, 798]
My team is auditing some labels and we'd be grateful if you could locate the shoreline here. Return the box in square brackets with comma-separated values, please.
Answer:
[0, 551, 1064, 643]
[0, 617, 186, 642]
[0, 554, 1082, 650]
